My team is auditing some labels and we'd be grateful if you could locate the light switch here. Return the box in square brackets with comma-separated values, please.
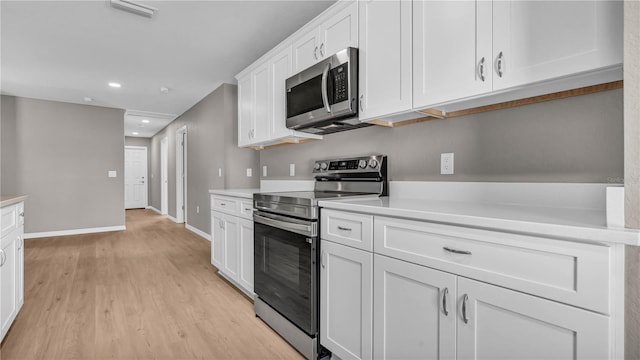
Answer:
[246, 168, 252, 177]
[108, 171, 117, 178]
[262, 165, 268, 177]
[218, 168, 222, 177]
[289, 163, 295, 177]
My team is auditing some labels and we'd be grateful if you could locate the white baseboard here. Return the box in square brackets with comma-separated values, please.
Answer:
[186, 224, 211, 241]
[24, 225, 126, 239]
[147, 206, 162, 214]
[167, 215, 178, 223]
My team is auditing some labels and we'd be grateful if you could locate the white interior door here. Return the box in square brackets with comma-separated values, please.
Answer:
[176, 126, 187, 223]
[160, 137, 168, 215]
[124, 146, 148, 209]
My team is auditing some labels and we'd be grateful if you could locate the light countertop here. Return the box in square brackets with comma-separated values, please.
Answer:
[319, 197, 640, 246]
[0, 195, 28, 208]
[209, 189, 260, 199]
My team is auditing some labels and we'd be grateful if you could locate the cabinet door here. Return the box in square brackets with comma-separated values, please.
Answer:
[374, 254, 456, 360]
[222, 215, 239, 281]
[252, 63, 270, 143]
[211, 212, 226, 270]
[237, 218, 254, 294]
[318, 1, 358, 59]
[413, 0, 492, 109]
[492, 0, 623, 91]
[16, 230, 24, 309]
[457, 277, 610, 359]
[237, 74, 254, 147]
[320, 240, 373, 360]
[1, 229, 18, 341]
[358, 0, 412, 121]
[269, 45, 293, 140]
[292, 28, 320, 73]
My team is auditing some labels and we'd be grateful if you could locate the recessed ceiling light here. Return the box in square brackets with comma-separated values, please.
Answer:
[84, 97, 93, 102]
[160, 87, 169, 94]
[132, 132, 139, 135]
[109, 82, 121, 88]
[142, 119, 150, 123]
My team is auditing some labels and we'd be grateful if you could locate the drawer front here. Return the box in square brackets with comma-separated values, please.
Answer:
[16, 203, 24, 227]
[211, 196, 238, 216]
[238, 200, 254, 220]
[322, 209, 373, 251]
[374, 216, 611, 314]
[1, 204, 17, 235]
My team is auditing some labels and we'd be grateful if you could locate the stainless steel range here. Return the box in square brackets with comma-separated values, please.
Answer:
[253, 155, 387, 360]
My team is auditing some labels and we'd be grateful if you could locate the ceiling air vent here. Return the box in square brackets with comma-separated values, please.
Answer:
[110, 0, 157, 18]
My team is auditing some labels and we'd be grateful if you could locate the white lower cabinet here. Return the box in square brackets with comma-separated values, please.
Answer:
[1, 201, 25, 342]
[373, 254, 456, 360]
[210, 194, 254, 297]
[320, 209, 618, 360]
[320, 240, 373, 360]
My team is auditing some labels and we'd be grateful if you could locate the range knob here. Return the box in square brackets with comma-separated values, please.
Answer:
[314, 162, 321, 171]
[320, 162, 328, 170]
[368, 158, 378, 168]
[358, 159, 367, 169]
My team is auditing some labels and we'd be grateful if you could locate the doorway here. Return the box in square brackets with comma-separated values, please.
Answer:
[176, 126, 187, 223]
[161, 137, 168, 215]
[124, 146, 148, 209]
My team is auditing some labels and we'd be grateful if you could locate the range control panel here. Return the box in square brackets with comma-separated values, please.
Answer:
[312, 155, 386, 174]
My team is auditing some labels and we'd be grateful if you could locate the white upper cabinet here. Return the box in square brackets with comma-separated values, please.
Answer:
[269, 45, 294, 140]
[492, 0, 623, 91]
[413, 0, 623, 110]
[252, 63, 270, 144]
[237, 74, 253, 147]
[358, 0, 412, 121]
[293, 1, 358, 73]
[413, 0, 492, 108]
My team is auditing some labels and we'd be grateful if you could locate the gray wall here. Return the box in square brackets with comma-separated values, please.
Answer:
[0, 96, 125, 233]
[150, 84, 259, 234]
[125, 136, 151, 203]
[1, 95, 18, 194]
[260, 89, 623, 183]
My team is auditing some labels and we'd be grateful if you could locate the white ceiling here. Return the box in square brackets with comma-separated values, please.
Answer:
[1, 0, 335, 138]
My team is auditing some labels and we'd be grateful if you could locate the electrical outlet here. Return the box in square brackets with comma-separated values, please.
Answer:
[290, 163, 295, 177]
[441, 153, 454, 175]
[196, 206, 200, 214]
[263, 165, 268, 177]
[246, 168, 252, 177]
[218, 168, 222, 177]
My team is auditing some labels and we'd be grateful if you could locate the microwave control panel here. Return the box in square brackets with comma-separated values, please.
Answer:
[331, 63, 349, 103]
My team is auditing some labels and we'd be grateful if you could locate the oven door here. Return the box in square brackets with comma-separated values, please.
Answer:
[253, 211, 318, 336]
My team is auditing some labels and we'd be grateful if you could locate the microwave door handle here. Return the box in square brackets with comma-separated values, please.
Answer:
[321, 62, 331, 113]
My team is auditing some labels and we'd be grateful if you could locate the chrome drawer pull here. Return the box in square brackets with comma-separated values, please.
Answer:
[443, 247, 472, 255]
[337, 226, 352, 232]
[442, 288, 449, 316]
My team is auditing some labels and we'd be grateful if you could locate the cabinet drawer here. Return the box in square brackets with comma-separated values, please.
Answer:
[374, 216, 611, 314]
[211, 196, 238, 216]
[322, 209, 373, 251]
[238, 200, 254, 220]
[1, 204, 18, 235]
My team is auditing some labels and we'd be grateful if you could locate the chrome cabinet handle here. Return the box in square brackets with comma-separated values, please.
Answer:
[219, 203, 226, 207]
[314, 46, 319, 60]
[319, 43, 324, 57]
[359, 94, 364, 112]
[0, 249, 5, 267]
[337, 226, 352, 232]
[442, 288, 449, 316]
[321, 250, 326, 268]
[17, 236, 23, 250]
[478, 57, 486, 82]
[496, 51, 504, 78]
[443, 247, 472, 255]
[244, 208, 252, 212]
[462, 294, 469, 324]
[19, 211, 25, 218]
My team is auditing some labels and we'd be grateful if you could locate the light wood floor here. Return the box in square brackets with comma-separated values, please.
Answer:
[0, 209, 303, 360]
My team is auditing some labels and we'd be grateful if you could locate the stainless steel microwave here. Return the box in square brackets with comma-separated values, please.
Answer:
[285, 47, 369, 135]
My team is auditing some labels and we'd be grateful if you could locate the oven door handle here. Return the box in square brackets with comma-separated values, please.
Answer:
[253, 212, 317, 237]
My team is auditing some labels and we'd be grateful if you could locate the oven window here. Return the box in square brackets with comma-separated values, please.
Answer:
[287, 74, 324, 118]
[254, 222, 316, 335]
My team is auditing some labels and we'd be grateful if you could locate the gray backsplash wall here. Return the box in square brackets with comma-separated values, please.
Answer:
[1, 95, 125, 233]
[260, 89, 623, 183]
[1, 95, 18, 194]
[149, 84, 259, 234]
